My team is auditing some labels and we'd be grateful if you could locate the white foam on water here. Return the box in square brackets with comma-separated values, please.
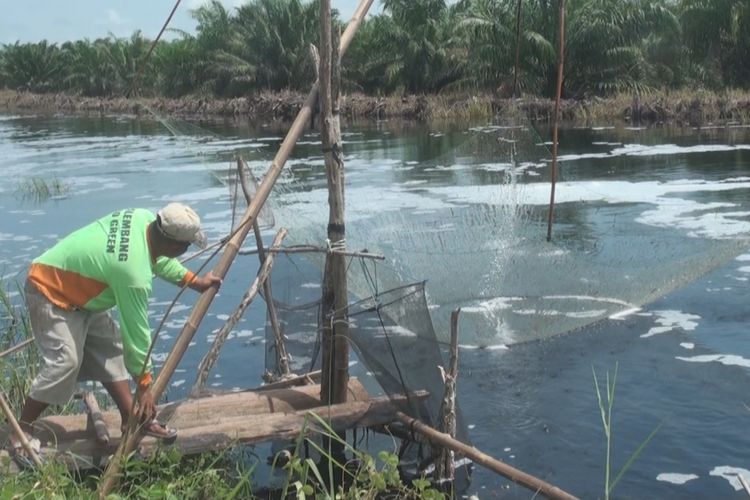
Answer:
[656, 473, 699, 485]
[680, 343, 695, 349]
[609, 307, 642, 320]
[461, 296, 522, 314]
[0, 233, 33, 242]
[171, 380, 185, 387]
[709, 466, 750, 491]
[677, 354, 750, 368]
[641, 310, 700, 338]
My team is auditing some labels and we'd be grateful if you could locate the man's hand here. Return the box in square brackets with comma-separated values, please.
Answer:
[189, 271, 222, 292]
[136, 388, 157, 423]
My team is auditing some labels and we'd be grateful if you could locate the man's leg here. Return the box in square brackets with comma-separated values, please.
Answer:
[17, 397, 49, 435]
[101, 380, 132, 424]
[19, 283, 85, 439]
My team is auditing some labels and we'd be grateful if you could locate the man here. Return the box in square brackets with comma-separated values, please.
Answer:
[8, 203, 221, 460]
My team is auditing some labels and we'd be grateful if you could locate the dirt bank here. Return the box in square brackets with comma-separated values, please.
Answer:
[1, 89, 749, 125]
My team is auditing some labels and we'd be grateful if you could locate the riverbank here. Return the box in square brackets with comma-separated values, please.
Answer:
[2, 89, 750, 126]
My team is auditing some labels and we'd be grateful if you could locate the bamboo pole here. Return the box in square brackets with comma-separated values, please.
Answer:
[319, 0, 349, 409]
[435, 309, 460, 481]
[0, 389, 43, 468]
[97, 2, 374, 495]
[0, 339, 42, 467]
[237, 158, 289, 378]
[190, 229, 288, 397]
[546, 0, 566, 242]
[395, 412, 578, 500]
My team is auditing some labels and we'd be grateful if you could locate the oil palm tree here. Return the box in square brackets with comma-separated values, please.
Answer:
[680, 0, 750, 88]
[0, 41, 66, 93]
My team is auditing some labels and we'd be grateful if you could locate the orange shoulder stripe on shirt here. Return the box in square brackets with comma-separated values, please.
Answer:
[28, 263, 108, 311]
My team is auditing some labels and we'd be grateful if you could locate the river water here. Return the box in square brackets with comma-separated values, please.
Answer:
[1, 113, 749, 498]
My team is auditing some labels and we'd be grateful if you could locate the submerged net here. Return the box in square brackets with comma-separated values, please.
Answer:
[265, 103, 750, 348]
[264, 251, 472, 482]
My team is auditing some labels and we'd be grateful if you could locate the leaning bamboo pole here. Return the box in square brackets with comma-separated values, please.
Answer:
[395, 412, 579, 500]
[97, 2, 374, 495]
[0, 339, 42, 467]
[190, 229, 288, 396]
[237, 158, 289, 378]
[546, 0, 566, 242]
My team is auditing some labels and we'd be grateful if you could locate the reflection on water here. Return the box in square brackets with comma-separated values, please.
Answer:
[1, 114, 750, 498]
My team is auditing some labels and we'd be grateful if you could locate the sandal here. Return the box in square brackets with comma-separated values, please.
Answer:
[144, 419, 178, 442]
[6, 433, 42, 469]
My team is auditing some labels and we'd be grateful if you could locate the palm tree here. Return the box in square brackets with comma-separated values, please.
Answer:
[680, 0, 750, 88]
[379, 0, 460, 93]
[0, 41, 66, 93]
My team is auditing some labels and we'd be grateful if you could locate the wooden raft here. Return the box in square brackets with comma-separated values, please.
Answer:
[1, 379, 424, 472]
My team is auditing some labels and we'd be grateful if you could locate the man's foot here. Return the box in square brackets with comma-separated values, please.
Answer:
[121, 420, 178, 442]
[5, 432, 42, 469]
[145, 419, 177, 441]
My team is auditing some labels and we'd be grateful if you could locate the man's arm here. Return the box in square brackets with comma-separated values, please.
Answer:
[154, 257, 221, 292]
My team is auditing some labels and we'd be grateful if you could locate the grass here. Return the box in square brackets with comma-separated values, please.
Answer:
[15, 176, 71, 203]
[593, 363, 663, 500]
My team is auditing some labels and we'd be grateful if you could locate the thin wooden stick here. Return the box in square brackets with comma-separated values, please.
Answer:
[436, 308, 460, 481]
[127, 0, 182, 98]
[0, 338, 34, 359]
[546, 0, 566, 242]
[240, 245, 385, 260]
[237, 158, 289, 377]
[98, 1, 374, 495]
[396, 411, 578, 500]
[190, 228, 288, 396]
[0, 389, 43, 467]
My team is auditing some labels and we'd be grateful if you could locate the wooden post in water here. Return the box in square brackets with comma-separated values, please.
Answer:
[546, 0, 566, 242]
[435, 309, 460, 481]
[97, 2, 374, 495]
[319, 0, 348, 409]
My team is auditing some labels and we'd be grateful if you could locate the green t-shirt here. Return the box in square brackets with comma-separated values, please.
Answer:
[29, 208, 192, 377]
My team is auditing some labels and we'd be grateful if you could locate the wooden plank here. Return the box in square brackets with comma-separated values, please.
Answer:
[32, 380, 368, 444]
[13, 392, 428, 472]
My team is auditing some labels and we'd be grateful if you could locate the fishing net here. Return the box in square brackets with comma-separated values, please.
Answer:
[263, 251, 472, 484]
[264, 103, 750, 349]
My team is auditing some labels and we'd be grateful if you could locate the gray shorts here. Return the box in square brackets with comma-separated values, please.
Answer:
[26, 282, 129, 405]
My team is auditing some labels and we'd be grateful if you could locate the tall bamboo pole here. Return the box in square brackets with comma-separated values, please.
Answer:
[546, 0, 566, 242]
[97, 2, 374, 495]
